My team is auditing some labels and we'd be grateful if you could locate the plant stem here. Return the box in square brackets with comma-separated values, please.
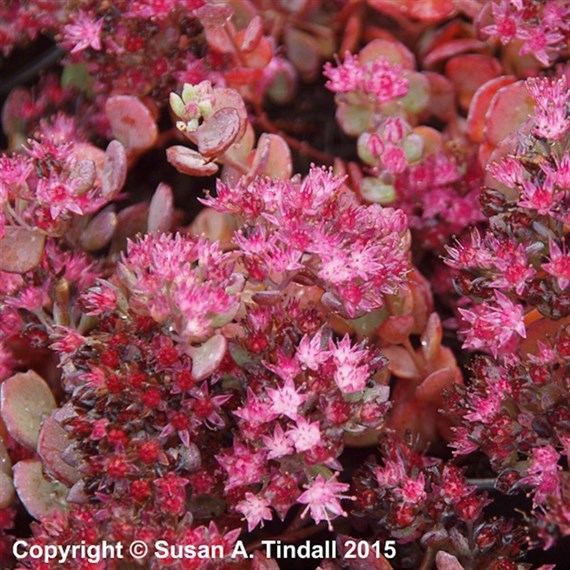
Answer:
[418, 546, 435, 570]
[253, 104, 336, 166]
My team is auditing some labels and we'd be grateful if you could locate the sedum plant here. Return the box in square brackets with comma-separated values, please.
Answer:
[0, 1, 569, 570]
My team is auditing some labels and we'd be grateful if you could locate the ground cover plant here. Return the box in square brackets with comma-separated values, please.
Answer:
[0, 1, 569, 569]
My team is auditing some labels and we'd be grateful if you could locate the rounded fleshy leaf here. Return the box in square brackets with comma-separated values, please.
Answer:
[148, 183, 174, 233]
[110, 203, 149, 255]
[435, 551, 465, 570]
[359, 38, 416, 70]
[423, 39, 486, 68]
[79, 208, 117, 251]
[420, 312, 443, 361]
[381, 346, 420, 379]
[166, 146, 219, 176]
[415, 368, 455, 404]
[0, 228, 45, 274]
[195, 108, 241, 158]
[0, 370, 56, 450]
[360, 177, 396, 205]
[37, 413, 82, 486]
[73, 142, 106, 173]
[0, 471, 15, 508]
[249, 134, 293, 180]
[377, 315, 415, 345]
[483, 81, 535, 147]
[466, 75, 517, 143]
[101, 140, 127, 199]
[105, 95, 158, 153]
[240, 15, 263, 53]
[368, 0, 456, 23]
[13, 459, 68, 520]
[189, 335, 227, 381]
[445, 54, 502, 111]
[67, 479, 89, 504]
[284, 27, 321, 81]
[189, 208, 237, 247]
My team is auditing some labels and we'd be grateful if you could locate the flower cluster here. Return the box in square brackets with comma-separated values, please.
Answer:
[480, 0, 570, 66]
[2, 0, 570, 568]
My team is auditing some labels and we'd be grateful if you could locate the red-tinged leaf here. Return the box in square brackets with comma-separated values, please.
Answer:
[167, 146, 219, 176]
[195, 108, 241, 158]
[423, 39, 487, 68]
[1, 87, 30, 140]
[0, 471, 14, 508]
[336, 102, 375, 136]
[407, 0, 457, 23]
[193, 3, 233, 30]
[13, 459, 68, 520]
[388, 400, 439, 446]
[67, 480, 89, 504]
[105, 95, 158, 153]
[70, 159, 96, 194]
[483, 81, 535, 147]
[148, 183, 174, 233]
[358, 38, 416, 70]
[418, 19, 472, 59]
[79, 208, 117, 251]
[101, 140, 127, 199]
[285, 27, 321, 81]
[224, 122, 255, 165]
[73, 142, 105, 173]
[435, 551, 465, 570]
[188, 208, 237, 246]
[189, 335, 227, 381]
[377, 315, 415, 345]
[421, 312, 442, 361]
[425, 72, 455, 121]
[415, 367, 455, 404]
[37, 413, 81, 486]
[337, 535, 394, 570]
[445, 54, 502, 111]
[381, 346, 420, 379]
[466, 75, 517, 143]
[242, 36, 273, 69]
[110, 203, 149, 255]
[250, 133, 292, 180]
[0, 370, 56, 450]
[240, 15, 263, 53]
[0, 227, 45, 274]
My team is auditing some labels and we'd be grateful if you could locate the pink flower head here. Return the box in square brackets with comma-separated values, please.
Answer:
[458, 292, 526, 358]
[394, 473, 427, 503]
[298, 474, 353, 530]
[287, 417, 322, 453]
[543, 238, 570, 290]
[62, 12, 103, 54]
[153, 472, 189, 516]
[267, 377, 307, 420]
[330, 334, 371, 393]
[236, 493, 273, 532]
[323, 52, 362, 93]
[296, 330, 330, 371]
[262, 423, 294, 460]
[526, 76, 570, 139]
[216, 442, 267, 490]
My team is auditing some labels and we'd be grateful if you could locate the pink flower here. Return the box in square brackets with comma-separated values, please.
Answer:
[296, 331, 330, 371]
[236, 493, 273, 532]
[543, 238, 570, 290]
[361, 57, 409, 104]
[262, 424, 294, 460]
[458, 292, 526, 358]
[216, 442, 267, 490]
[482, 1, 518, 44]
[323, 52, 362, 93]
[62, 12, 103, 54]
[522, 446, 562, 505]
[527, 76, 570, 139]
[81, 281, 119, 315]
[153, 472, 189, 516]
[287, 417, 322, 453]
[395, 473, 427, 503]
[519, 178, 562, 215]
[330, 335, 371, 393]
[298, 474, 353, 530]
[267, 377, 307, 420]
